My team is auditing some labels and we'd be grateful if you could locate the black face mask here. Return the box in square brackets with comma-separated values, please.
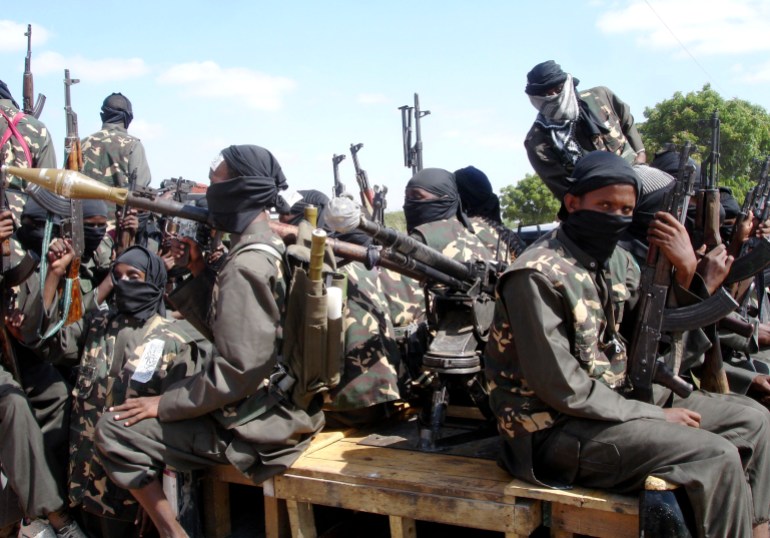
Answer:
[16, 222, 58, 257]
[83, 224, 107, 258]
[112, 277, 164, 321]
[562, 210, 633, 265]
[403, 198, 457, 232]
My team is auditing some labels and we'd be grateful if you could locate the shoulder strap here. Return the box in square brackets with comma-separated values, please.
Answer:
[231, 242, 283, 261]
[0, 109, 33, 166]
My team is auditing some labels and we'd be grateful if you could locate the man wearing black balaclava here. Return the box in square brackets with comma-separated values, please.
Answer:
[80, 92, 151, 189]
[523, 60, 646, 199]
[94, 144, 324, 538]
[34, 243, 201, 537]
[485, 150, 770, 537]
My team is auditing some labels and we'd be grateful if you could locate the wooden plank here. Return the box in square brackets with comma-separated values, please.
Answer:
[201, 478, 231, 538]
[388, 515, 416, 538]
[273, 474, 541, 536]
[265, 495, 290, 538]
[286, 500, 316, 538]
[550, 503, 638, 538]
[208, 464, 259, 487]
[505, 482, 638, 515]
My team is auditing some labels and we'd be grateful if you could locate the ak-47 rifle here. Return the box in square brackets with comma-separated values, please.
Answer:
[61, 69, 83, 325]
[628, 143, 699, 402]
[0, 160, 21, 383]
[349, 143, 374, 219]
[399, 93, 430, 175]
[332, 153, 346, 198]
[22, 24, 45, 119]
[115, 169, 138, 257]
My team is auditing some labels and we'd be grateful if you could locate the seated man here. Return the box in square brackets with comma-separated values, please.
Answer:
[485, 151, 770, 537]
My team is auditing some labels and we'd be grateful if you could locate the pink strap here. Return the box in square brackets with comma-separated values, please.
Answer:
[0, 109, 33, 166]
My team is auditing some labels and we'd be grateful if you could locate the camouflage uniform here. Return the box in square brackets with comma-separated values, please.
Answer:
[485, 227, 770, 536]
[410, 218, 492, 262]
[326, 262, 403, 413]
[80, 122, 151, 189]
[95, 219, 324, 488]
[525, 86, 644, 198]
[39, 309, 201, 527]
[0, 99, 57, 225]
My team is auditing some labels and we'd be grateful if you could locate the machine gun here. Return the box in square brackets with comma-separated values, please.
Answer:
[399, 93, 430, 175]
[22, 24, 45, 119]
[332, 153, 346, 198]
[628, 143, 699, 402]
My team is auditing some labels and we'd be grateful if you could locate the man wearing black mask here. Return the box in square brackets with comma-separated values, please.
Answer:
[524, 60, 646, 199]
[81, 93, 151, 189]
[94, 144, 323, 538]
[485, 151, 770, 537]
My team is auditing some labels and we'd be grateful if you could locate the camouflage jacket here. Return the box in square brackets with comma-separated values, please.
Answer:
[160, 219, 324, 485]
[410, 218, 493, 263]
[80, 123, 151, 188]
[378, 267, 424, 328]
[485, 228, 665, 482]
[524, 86, 644, 199]
[0, 100, 57, 223]
[327, 261, 403, 411]
[44, 311, 201, 520]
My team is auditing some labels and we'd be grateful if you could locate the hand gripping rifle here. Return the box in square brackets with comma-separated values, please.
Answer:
[22, 24, 45, 119]
[332, 153, 346, 198]
[61, 70, 84, 325]
[628, 143, 717, 402]
[114, 169, 138, 257]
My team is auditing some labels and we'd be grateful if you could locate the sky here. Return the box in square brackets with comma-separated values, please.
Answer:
[2, 0, 770, 210]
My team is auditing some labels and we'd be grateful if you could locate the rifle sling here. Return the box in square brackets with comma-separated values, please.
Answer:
[660, 287, 739, 333]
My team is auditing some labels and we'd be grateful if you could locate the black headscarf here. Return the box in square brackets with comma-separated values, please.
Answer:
[82, 200, 108, 258]
[206, 145, 289, 234]
[111, 245, 167, 321]
[287, 189, 329, 228]
[403, 168, 473, 233]
[0, 80, 20, 109]
[524, 61, 579, 96]
[16, 198, 61, 256]
[100, 93, 134, 129]
[454, 166, 502, 223]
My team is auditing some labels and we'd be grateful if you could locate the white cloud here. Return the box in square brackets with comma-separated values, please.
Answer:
[0, 21, 50, 53]
[357, 93, 390, 105]
[157, 61, 295, 111]
[597, 0, 770, 55]
[33, 51, 149, 82]
[129, 119, 164, 141]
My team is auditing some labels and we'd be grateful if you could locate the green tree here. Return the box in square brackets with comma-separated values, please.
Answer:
[384, 210, 406, 232]
[500, 173, 560, 226]
[639, 84, 770, 201]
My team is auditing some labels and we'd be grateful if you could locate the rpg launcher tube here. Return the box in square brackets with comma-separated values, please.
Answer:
[309, 229, 327, 282]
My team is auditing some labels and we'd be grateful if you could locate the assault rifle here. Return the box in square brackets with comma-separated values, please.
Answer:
[0, 161, 21, 383]
[399, 93, 430, 175]
[332, 153, 346, 198]
[61, 69, 84, 325]
[349, 143, 374, 219]
[22, 24, 45, 119]
[628, 142, 738, 402]
[114, 169, 138, 257]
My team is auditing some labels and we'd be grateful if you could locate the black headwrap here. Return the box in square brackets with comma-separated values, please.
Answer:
[111, 245, 167, 321]
[403, 168, 473, 233]
[524, 60, 579, 96]
[82, 199, 108, 258]
[16, 198, 61, 256]
[650, 147, 701, 181]
[287, 189, 329, 228]
[454, 166, 502, 223]
[100, 93, 134, 129]
[206, 145, 289, 233]
[719, 187, 740, 221]
[558, 151, 641, 220]
[0, 80, 20, 109]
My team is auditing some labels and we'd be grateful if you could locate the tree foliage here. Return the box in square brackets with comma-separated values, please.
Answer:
[500, 173, 560, 226]
[639, 84, 770, 201]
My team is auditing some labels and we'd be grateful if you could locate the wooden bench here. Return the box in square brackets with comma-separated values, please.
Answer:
[205, 428, 639, 538]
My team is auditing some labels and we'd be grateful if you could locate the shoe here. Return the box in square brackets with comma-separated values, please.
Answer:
[53, 521, 88, 538]
[19, 519, 56, 538]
